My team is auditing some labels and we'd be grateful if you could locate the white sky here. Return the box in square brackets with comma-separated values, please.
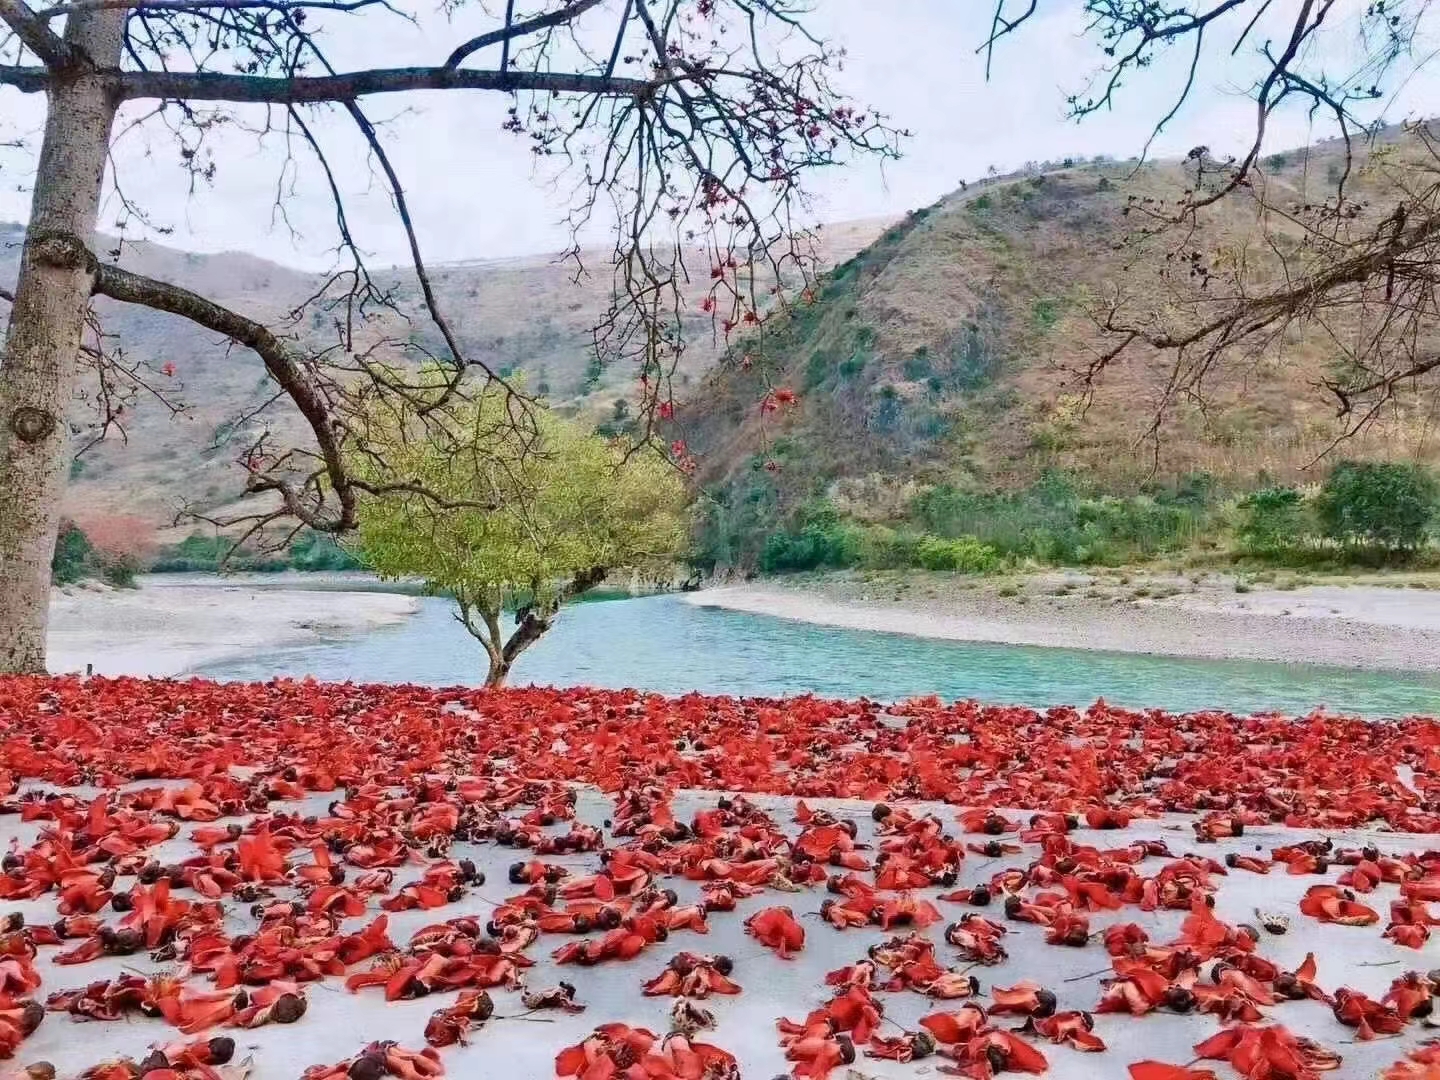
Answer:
[1, 1, 1436, 269]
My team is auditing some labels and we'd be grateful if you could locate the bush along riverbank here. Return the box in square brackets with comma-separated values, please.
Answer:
[149, 529, 363, 573]
[693, 460, 1440, 577]
[51, 523, 363, 586]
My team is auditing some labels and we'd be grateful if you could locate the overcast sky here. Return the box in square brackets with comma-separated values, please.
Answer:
[1, 1, 1435, 269]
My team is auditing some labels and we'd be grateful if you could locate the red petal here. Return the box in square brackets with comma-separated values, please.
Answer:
[1129, 1065, 1218, 1080]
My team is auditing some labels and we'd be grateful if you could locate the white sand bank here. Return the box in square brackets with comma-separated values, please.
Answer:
[47, 574, 418, 677]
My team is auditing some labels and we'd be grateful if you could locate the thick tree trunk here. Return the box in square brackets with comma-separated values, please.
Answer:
[0, 9, 124, 673]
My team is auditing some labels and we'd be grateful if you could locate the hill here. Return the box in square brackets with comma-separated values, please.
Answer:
[678, 130, 1440, 568]
[0, 218, 889, 530]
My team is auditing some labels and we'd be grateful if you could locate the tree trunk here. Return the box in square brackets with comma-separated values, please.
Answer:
[482, 606, 554, 688]
[0, 9, 124, 674]
[484, 654, 510, 688]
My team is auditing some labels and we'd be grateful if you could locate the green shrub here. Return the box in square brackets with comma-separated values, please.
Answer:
[287, 531, 363, 571]
[903, 348, 933, 381]
[804, 349, 832, 390]
[860, 527, 922, 569]
[150, 529, 362, 573]
[51, 521, 95, 585]
[1030, 297, 1062, 332]
[872, 389, 903, 433]
[757, 504, 864, 573]
[100, 558, 139, 589]
[1163, 471, 1220, 509]
[915, 536, 951, 570]
[582, 354, 603, 390]
[1237, 486, 1308, 555]
[1316, 460, 1437, 552]
[699, 457, 1439, 576]
[909, 472, 1212, 567]
[150, 533, 227, 572]
[51, 520, 145, 587]
[758, 524, 862, 573]
[915, 535, 999, 573]
[948, 323, 1001, 391]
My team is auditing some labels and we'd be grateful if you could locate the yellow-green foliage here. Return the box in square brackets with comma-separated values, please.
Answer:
[350, 383, 688, 611]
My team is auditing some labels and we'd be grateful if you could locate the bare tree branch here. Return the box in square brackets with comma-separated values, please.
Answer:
[0, 63, 51, 89]
[0, 0, 74, 66]
[2, 0, 900, 553]
[981, 0, 1033, 79]
[34, 0, 393, 17]
[87, 244, 358, 530]
[75, 64, 653, 102]
[342, 99, 513, 398]
[444, 0, 605, 70]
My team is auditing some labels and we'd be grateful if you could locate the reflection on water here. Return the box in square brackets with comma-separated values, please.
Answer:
[196, 594, 1440, 717]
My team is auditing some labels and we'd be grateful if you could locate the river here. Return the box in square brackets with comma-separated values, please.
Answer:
[197, 592, 1440, 716]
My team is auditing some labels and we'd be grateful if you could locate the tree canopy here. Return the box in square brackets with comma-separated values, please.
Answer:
[352, 383, 687, 685]
[1316, 460, 1438, 552]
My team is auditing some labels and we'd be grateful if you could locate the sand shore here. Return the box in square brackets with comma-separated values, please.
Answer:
[47, 573, 419, 677]
[688, 569, 1440, 671]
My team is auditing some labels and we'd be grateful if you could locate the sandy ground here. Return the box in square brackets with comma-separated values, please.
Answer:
[47, 574, 419, 677]
[689, 569, 1440, 671]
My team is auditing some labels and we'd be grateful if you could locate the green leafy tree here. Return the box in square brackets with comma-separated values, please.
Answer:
[352, 388, 688, 687]
[1236, 487, 1308, 556]
[1316, 461, 1437, 553]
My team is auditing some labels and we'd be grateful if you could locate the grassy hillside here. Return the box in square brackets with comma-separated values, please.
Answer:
[680, 131, 1440, 569]
[0, 219, 888, 531]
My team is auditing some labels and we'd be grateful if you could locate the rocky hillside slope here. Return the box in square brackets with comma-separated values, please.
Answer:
[676, 130, 1440, 556]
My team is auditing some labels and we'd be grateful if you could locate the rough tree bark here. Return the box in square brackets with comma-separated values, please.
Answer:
[0, 5, 125, 674]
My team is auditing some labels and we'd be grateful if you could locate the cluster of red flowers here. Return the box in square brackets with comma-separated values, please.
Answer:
[0, 676, 1437, 1079]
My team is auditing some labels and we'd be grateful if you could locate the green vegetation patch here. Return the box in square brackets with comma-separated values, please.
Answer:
[150, 530, 364, 574]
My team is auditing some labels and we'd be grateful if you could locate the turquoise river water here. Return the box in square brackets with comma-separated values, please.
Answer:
[197, 592, 1440, 717]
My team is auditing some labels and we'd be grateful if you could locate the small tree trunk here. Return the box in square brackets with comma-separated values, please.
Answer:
[0, 10, 125, 674]
[478, 605, 555, 688]
[484, 654, 510, 688]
